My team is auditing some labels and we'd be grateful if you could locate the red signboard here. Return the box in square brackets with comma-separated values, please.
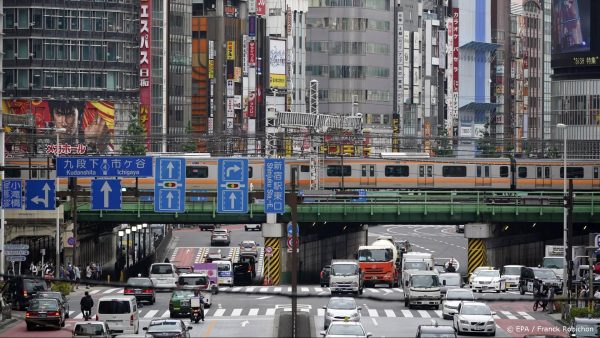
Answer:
[248, 40, 256, 66]
[140, 0, 152, 148]
[452, 8, 459, 93]
[248, 91, 256, 118]
[256, 0, 266, 16]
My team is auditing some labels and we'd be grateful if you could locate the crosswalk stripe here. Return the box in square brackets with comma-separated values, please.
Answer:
[274, 287, 282, 292]
[231, 309, 242, 316]
[367, 288, 379, 293]
[204, 309, 211, 317]
[381, 289, 393, 294]
[314, 287, 323, 292]
[418, 310, 430, 318]
[367, 309, 379, 317]
[501, 311, 517, 320]
[161, 310, 170, 318]
[401, 310, 413, 318]
[89, 290, 100, 295]
[384, 309, 396, 317]
[517, 311, 535, 320]
[433, 310, 442, 318]
[492, 314, 500, 319]
[220, 287, 230, 291]
[144, 310, 158, 318]
[265, 308, 276, 316]
[287, 287, 292, 292]
[103, 288, 121, 294]
[74, 312, 84, 319]
[318, 309, 325, 317]
[301, 287, 309, 292]
[259, 287, 268, 292]
[213, 309, 226, 317]
[248, 308, 259, 316]
[300, 308, 310, 313]
[232, 287, 242, 292]
[246, 287, 255, 292]
[393, 288, 403, 292]
[69, 311, 75, 316]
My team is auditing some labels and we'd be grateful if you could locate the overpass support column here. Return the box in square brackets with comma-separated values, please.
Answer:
[262, 222, 284, 285]
[465, 223, 492, 275]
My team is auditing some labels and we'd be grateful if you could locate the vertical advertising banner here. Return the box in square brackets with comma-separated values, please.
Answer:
[249, 0, 256, 14]
[248, 40, 256, 66]
[242, 35, 248, 76]
[256, 0, 266, 16]
[140, 0, 152, 147]
[269, 39, 286, 89]
[452, 8, 459, 94]
[227, 41, 235, 61]
[248, 91, 256, 118]
[248, 15, 256, 37]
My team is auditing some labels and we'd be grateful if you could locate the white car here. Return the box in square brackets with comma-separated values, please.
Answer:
[453, 301, 496, 336]
[468, 266, 494, 285]
[442, 288, 475, 319]
[320, 321, 372, 338]
[501, 265, 524, 289]
[471, 269, 506, 293]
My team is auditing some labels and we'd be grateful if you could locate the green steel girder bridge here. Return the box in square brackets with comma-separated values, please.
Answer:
[65, 190, 600, 225]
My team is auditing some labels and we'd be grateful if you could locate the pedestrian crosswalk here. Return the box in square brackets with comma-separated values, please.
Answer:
[66, 307, 536, 321]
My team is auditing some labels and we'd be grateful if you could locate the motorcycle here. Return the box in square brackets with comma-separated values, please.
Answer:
[190, 297, 204, 324]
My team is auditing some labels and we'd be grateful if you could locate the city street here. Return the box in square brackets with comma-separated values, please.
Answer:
[0, 225, 568, 337]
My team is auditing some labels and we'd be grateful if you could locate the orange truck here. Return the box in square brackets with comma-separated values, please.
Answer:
[357, 236, 400, 287]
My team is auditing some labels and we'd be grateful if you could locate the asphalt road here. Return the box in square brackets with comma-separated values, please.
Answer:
[0, 225, 568, 337]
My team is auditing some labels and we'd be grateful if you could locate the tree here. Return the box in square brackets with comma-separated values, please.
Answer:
[182, 121, 197, 153]
[476, 123, 498, 157]
[435, 127, 453, 157]
[121, 109, 147, 155]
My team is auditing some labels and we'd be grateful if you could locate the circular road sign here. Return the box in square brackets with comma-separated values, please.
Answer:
[67, 237, 76, 246]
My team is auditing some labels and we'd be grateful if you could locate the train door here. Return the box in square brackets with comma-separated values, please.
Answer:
[417, 165, 434, 187]
[360, 165, 376, 186]
[593, 167, 600, 189]
[290, 165, 300, 188]
[534, 166, 551, 188]
[475, 165, 492, 187]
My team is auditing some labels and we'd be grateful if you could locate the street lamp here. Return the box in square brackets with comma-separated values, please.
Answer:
[117, 230, 124, 259]
[125, 228, 131, 267]
[131, 226, 138, 264]
[557, 123, 568, 289]
[142, 224, 148, 257]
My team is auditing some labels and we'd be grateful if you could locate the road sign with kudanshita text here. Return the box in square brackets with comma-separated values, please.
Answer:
[57, 156, 153, 177]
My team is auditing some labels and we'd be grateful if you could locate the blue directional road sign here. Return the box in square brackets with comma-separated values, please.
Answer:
[264, 158, 285, 213]
[25, 180, 55, 211]
[154, 158, 186, 213]
[91, 179, 122, 210]
[2, 179, 23, 209]
[56, 156, 153, 177]
[287, 222, 299, 236]
[217, 159, 248, 213]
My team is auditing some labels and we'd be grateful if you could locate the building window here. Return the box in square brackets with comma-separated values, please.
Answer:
[70, 42, 79, 60]
[442, 166, 467, 177]
[518, 167, 528, 178]
[94, 12, 104, 31]
[81, 72, 90, 87]
[17, 39, 29, 59]
[384, 165, 409, 177]
[107, 72, 116, 90]
[18, 9, 29, 29]
[70, 10, 79, 30]
[44, 71, 55, 87]
[45, 42, 55, 60]
[4, 39, 15, 59]
[5, 9, 15, 29]
[32, 70, 42, 89]
[56, 71, 65, 87]
[327, 165, 351, 177]
[32, 40, 43, 59]
[560, 167, 584, 179]
[45, 9, 56, 29]
[499, 166, 509, 177]
[57, 10, 66, 30]
[57, 44, 66, 60]
[107, 42, 117, 61]
[82, 43, 91, 61]
[4, 70, 15, 90]
[70, 73, 79, 88]
[18, 70, 29, 89]
[82, 11, 92, 31]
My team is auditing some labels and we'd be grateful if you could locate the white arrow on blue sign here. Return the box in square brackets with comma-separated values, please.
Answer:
[287, 222, 299, 236]
[217, 159, 248, 213]
[91, 179, 122, 210]
[25, 180, 55, 211]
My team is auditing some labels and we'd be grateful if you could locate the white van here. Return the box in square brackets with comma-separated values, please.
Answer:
[213, 260, 233, 286]
[149, 263, 178, 289]
[95, 296, 139, 335]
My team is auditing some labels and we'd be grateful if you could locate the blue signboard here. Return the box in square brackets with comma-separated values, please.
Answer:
[91, 179, 122, 210]
[154, 158, 186, 213]
[190, 190, 209, 202]
[25, 180, 55, 211]
[287, 222, 299, 236]
[56, 156, 153, 177]
[2, 180, 22, 209]
[217, 159, 248, 213]
[353, 189, 367, 203]
[264, 158, 285, 214]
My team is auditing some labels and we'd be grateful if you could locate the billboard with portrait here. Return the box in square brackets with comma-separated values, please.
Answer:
[552, 0, 600, 69]
[2, 99, 115, 156]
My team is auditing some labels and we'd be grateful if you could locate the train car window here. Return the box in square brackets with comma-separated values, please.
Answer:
[442, 166, 466, 177]
[326, 165, 351, 177]
[369, 165, 375, 177]
[560, 167, 584, 179]
[545, 167, 550, 179]
[300, 165, 310, 173]
[361, 165, 367, 177]
[536, 167, 542, 179]
[518, 167, 528, 178]
[5, 168, 21, 178]
[484, 166, 490, 177]
[500, 166, 509, 177]
[427, 166, 432, 177]
[419, 166, 425, 177]
[595, 167, 599, 179]
[476, 166, 482, 178]
[248, 166, 253, 178]
[186, 166, 208, 178]
[384, 165, 409, 177]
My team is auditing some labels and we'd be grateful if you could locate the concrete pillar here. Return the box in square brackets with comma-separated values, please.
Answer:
[262, 223, 284, 285]
[465, 223, 492, 275]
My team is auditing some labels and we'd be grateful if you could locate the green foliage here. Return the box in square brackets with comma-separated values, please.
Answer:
[567, 307, 600, 323]
[182, 121, 197, 153]
[51, 281, 72, 296]
[121, 109, 147, 155]
[476, 123, 499, 158]
[547, 147, 560, 159]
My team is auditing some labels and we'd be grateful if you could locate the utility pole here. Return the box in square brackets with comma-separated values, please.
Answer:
[288, 168, 299, 337]
[566, 179, 574, 300]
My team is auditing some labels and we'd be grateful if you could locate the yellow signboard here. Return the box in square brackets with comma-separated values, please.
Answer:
[208, 59, 214, 79]
[227, 41, 235, 60]
[269, 74, 286, 88]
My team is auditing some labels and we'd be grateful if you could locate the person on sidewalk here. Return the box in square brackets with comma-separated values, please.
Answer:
[80, 291, 94, 321]
[74, 265, 81, 289]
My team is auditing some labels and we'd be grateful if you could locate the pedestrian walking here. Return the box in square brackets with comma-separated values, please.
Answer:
[30, 262, 38, 276]
[85, 264, 92, 289]
[74, 265, 81, 289]
[547, 286, 556, 314]
[80, 291, 94, 321]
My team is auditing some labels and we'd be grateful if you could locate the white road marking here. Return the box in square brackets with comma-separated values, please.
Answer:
[367, 288, 379, 293]
[213, 309, 226, 317]
[384, 309, 396, 317]
[265, 308, 276, 316]
[255, 296, 272, 300]
[393, 288, 403, 293]
[103, 288, 120, 294]
[434, 310, 443, 318]
[161, 310, 170, 318]
[318, 309, 325, 317]
[231, 309, 242, 316]
[301, 287, 309, 292]
[232, 287, 242, 292]
[517, 311, 535, 320]
[144, 310, 158, 318]
[501, 311, 517, 320]
[314, 287, 323, 292]
[493, 314, 501, 319]
[371, 318, 378, 326]
[401, 310, 413, 318]
[74, 312, 84, 319]
[248, 308, 259, 316]
[274, 287, 282, 292]
[89, 290, 100, 295]
[367, 309, 379, 317]
[418, 310, 431, 318]
[381, 289, 393, 294]
[246, 287, 255, 292]
[259, 287, 268, 292]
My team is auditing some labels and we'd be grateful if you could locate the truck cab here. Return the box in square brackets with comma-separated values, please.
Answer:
[329, 260, 364, 295]
[403, 270, 441, 309]
[401, 252, 434, 284]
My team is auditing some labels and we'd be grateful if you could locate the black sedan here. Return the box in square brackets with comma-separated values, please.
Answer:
[35, 291, 69, 318]
[124, 277, 156, 304]
[143, 319, 192, 338]
[25, 298, 65, 330]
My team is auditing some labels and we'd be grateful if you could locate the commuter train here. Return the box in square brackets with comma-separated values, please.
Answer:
[4, 154, 600, 191]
